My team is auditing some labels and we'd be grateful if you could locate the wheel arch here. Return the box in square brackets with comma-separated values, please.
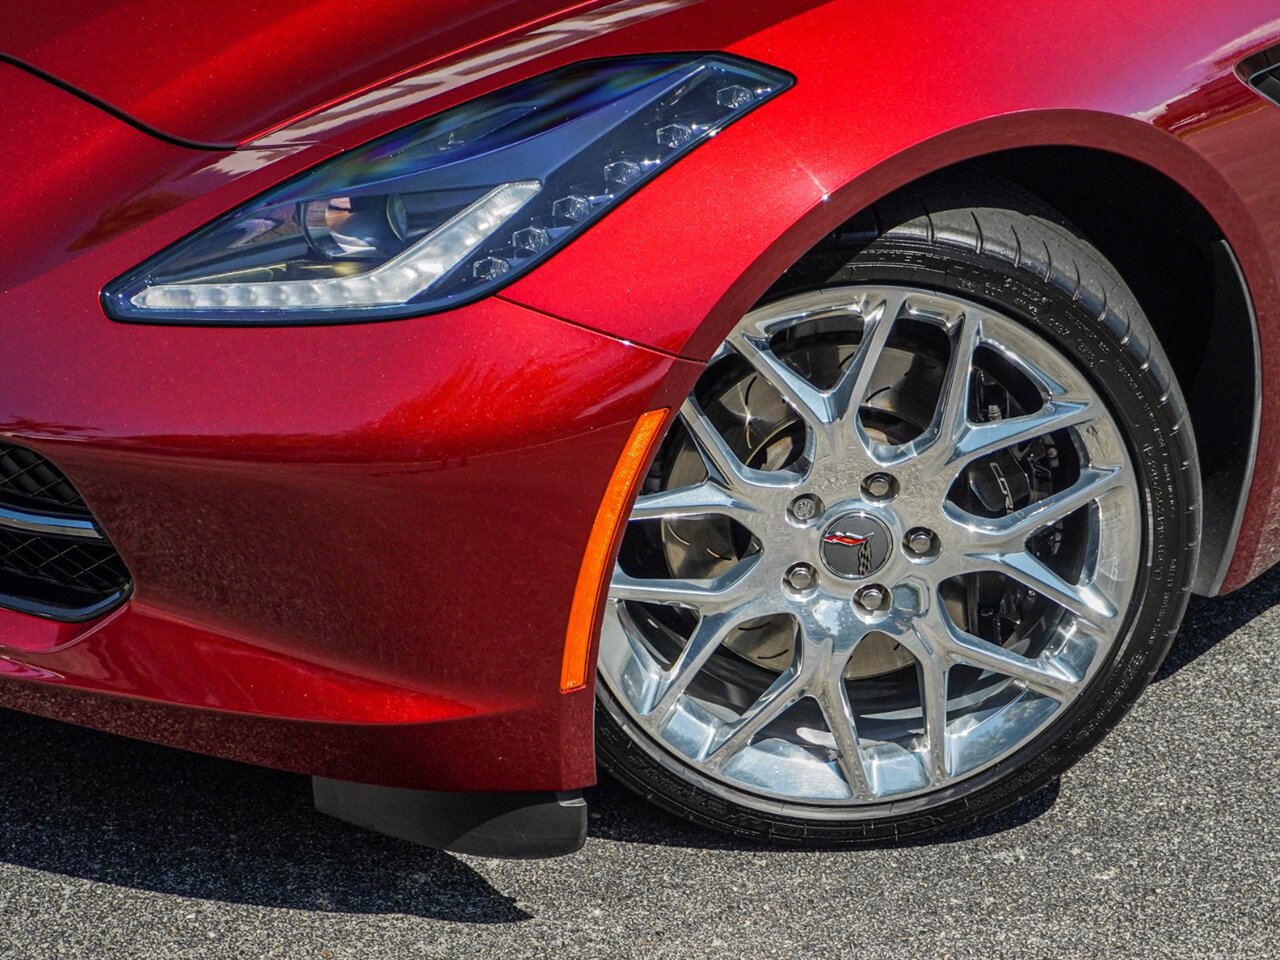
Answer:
[511, 108, 1274, 618]
[696, 118, 1268, 599]
[968, 147, 1259, 596]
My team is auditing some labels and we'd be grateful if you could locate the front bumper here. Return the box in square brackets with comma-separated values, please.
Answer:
[0, 63, 699, 792]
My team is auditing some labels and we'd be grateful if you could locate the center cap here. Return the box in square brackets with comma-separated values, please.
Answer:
[819, 512, 892, 580]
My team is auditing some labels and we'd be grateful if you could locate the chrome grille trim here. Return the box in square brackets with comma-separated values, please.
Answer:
[0, 503, 103, 541]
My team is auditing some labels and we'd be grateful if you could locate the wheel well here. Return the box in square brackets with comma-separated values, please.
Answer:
[833, 147, 1257, 594]
[971, 147, 1257, 594]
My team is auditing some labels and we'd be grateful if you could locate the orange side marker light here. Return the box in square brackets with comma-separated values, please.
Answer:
[561, 408, 669, 692]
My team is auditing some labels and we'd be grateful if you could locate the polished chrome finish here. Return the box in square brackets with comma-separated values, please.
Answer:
[862, 473, 895, 500]
[0, 503, 103, 541]
[906, 528, 936, 557]
[854, 584, 887, 612]
[785, 562, 816, 591]
[789, 494, 821, 522]
[907, 530, 933, 554]
[599, 285, 1141, 815]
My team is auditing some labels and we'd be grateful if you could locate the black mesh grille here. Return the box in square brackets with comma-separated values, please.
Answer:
[0, 529, 131, 596]
[0, 442, 87, 512]
[0, 444, 131, 619]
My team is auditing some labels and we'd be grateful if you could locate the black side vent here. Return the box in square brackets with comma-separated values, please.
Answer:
[0, 442, 131, 621]
[0, 443, 87, 511]
[1251, 65, 1280, 106]
[1242, 45, 1280, 107]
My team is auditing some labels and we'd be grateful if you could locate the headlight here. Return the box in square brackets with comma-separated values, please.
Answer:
[103, 55, 792, 324]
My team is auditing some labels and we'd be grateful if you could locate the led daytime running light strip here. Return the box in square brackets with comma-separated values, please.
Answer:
[132, 181, 540, 311]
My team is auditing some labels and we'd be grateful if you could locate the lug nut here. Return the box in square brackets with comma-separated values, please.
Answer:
[789, 494, 821, 522]
[862, 473, 896, 500]
[907, 530, 936, 555]
[785, 563, 816, 591]
[856, 585, 887, 612]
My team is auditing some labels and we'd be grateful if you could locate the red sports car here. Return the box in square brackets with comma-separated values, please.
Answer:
[2, 0, 1279, 857]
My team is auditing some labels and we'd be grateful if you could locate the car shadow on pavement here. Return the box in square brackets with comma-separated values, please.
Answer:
[1154, 563, 1280, 682]
[0, 565, 1272, 909]
[585, 770, 1061, 850]
[590, 562, 1280, 850]
[0, 710, 529, 924]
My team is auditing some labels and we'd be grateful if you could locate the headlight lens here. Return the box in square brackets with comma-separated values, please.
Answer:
[104, 55, 792, 324]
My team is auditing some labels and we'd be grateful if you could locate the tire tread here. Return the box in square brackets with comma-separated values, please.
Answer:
[597, 171, 1201, 845]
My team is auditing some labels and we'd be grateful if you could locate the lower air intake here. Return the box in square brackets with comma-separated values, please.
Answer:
[0, 442, 131, 621]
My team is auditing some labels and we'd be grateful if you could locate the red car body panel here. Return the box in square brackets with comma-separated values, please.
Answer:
[0, 0, 828, 147]
[1, 0, 1279, 793]
[0, 64, 697, 789]
[1, 0, 604, 146]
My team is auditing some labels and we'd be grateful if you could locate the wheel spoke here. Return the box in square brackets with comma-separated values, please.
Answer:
[865, 304, 981, 469]
[948, 465, 1124, 548]
[630, 481, 759, 524]
[643, 610, 746, 726]
[610, 558, 756, 611]
[730, 333, 841, 427]
[678, 397, 749, 488]
[919, 659, 950, 785]
[906, 611, 952, 784]
[942, 621, 1080, 699]
[679, 398, 792, 490]
[962, 549, 1117, 623]
[814, 672, 874, 800]
[704, 668, 809, 770]
[934, 309, 984, 441]
[843, 295, 901, 421]
[733, 293, 906, 462]
[951, 398, 1095, 469]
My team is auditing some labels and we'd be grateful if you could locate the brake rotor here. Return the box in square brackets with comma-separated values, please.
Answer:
[657, 336, 943, 680]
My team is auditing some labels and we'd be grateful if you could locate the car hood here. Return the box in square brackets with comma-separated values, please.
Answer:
[1, 0, 602, 146]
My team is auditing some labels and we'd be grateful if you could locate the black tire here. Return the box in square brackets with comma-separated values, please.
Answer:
[596, 172, 1201, 845]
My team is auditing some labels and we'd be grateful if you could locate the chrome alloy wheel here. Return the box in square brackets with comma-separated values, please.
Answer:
[597, 285, 1141, 812]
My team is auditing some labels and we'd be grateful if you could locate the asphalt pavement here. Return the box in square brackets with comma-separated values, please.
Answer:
[1, 568, 1278, 959]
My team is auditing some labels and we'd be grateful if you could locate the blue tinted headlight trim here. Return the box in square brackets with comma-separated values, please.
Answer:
[103, 54, 793, 325]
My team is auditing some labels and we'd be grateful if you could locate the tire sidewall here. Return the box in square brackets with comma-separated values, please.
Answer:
[597, 236, 1198, 844]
